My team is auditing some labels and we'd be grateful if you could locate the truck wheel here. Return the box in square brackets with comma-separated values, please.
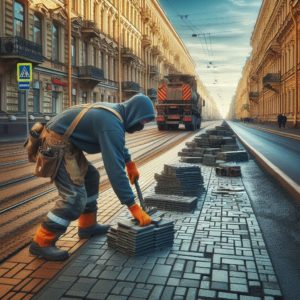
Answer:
[184, 123, 193, 131]
[158, 124, 165, 131]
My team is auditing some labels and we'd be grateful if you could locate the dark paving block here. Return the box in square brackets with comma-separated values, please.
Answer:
[131, 288, 151, 299]
[179, 278, 200, 288]
[89, 279, 116, 295]
[37, 287, 66, 299]
[106, 296, 128, 300]
[161, 286, 176, 300]
[152, 264, 172, 277]
[147, 275, 168, 285]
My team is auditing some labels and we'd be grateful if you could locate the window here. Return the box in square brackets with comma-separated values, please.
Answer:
[33, 14, 42, 45]
[72, 88, 77, 105]
[93, 92, 97, 103]
[82, 42, 88, 65]
[82, 92, 87, 104]
[93, 47, 97, 66]
[52, 91, 62, 114]
[71, 36, 76, 66]
[33, 81, 40, 113]
[18, 90, 26, 113]
[14, 1, 25, 37]
[52, 23, 59, 61]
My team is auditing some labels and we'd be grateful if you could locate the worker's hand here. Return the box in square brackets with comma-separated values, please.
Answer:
[126, 161, 139, 184]
[128, 203, 152, 226]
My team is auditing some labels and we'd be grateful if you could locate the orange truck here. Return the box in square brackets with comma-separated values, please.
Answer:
[155, 74, 202, 131]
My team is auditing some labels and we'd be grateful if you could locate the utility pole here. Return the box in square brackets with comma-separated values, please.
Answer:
[67, 0, 72, 107]
[118, 0, 122, 102]
[290, 1, 298, 127]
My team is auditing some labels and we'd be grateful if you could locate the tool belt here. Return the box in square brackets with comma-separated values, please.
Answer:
[24, 103, 123, 185]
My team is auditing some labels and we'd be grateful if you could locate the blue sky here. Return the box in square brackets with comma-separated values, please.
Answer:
[158, 0, 262, 116]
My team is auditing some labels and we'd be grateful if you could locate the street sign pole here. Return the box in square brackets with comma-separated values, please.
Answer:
[25, 89, 29, 137]
[17, 63, 32, 137]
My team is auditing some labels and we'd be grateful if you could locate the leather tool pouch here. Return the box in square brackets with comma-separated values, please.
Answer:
[34, 131, 66, 182]
[23, 122, 45, 162]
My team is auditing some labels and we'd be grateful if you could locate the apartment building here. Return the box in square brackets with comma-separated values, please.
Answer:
[0, 0, 216, 138]
[233, 0, 300, 126]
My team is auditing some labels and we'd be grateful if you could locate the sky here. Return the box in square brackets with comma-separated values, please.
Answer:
[158, 0, 262, 117]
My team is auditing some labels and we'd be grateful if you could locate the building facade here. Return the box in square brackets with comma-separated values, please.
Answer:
[0, 0, 216, 139]
[233, 0, 300, 126]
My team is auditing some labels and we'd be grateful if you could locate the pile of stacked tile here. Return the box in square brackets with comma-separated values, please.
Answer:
[215, 164, 241, 177]
[202, 154, 216, 166]
[216, 150, 248, 162]
[178, 122, 250, 166]
[178, 146, 204, 163]
[144, 162, 203, 211]
[221, 144, 239, 151]
[107, 219, 174, 256]
[154, 163, 204, 196]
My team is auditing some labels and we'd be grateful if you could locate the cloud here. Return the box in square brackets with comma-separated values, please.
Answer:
[228, 0, 261, 7]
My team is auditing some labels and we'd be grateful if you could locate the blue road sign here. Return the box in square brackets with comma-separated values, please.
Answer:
[17, 63, 32, 82]
[18, 82, 30, 90]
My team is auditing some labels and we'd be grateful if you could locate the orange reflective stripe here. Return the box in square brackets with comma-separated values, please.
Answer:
[78, 212, 97, 228]
[182, 84, 191, 100]
[33, 225, 57, 247]
[158, 85, 167, 101]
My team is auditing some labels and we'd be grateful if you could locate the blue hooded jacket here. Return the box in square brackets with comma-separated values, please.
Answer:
[47, 94, 155, 206]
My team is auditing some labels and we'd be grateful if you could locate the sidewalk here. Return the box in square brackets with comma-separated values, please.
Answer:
[237, 121, 300, 141]
[34, 141, 287, 299]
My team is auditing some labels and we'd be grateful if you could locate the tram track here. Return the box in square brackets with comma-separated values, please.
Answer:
[0, 122, 216, 261]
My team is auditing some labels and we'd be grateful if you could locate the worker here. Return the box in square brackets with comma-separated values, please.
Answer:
[29, 93, 155, 261]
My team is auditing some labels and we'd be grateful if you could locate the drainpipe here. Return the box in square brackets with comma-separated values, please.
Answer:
[118, 0, 122, 102]
[67, 0, 72, 107]
[291, 1, 298, 127]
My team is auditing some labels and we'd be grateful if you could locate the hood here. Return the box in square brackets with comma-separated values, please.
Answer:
[119, 94, 155, 130]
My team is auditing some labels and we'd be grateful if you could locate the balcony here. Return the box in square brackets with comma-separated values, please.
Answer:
[147, 88, 157, 99]
[78, 66, 104, 88]
[81, 20, 100, 39]
[149, 65, 158, 76]
[122, 81, 140, 92]
[249, 92, 259, 102]
[0, 36, 43, 64]
[263, 73, 280, 93]
[265, 42, 280, 60]
[141, 35, 151, 48]
[151, 46, 161, 57]
[121, 47, 138, 63]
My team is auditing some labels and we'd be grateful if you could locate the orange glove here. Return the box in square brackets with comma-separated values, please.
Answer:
[128, 203, 152, 226]
[126, 161, 139, 184]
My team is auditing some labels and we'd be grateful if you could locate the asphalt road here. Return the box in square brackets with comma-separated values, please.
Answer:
[228, 121, 300, 299]
[228, 122, 300, 186]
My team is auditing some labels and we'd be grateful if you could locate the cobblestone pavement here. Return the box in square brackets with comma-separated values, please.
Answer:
[36, 162, 283, 300]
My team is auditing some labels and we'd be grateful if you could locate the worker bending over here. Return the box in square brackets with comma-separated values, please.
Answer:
[29, 94, 155, 261]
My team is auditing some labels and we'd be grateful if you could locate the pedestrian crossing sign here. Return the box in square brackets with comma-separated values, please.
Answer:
[17, 63, 32, 82]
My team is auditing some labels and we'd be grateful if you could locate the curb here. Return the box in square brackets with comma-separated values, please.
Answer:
[228, 122, 300, 202]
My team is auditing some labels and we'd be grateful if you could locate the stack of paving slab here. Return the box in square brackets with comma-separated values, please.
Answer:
[107, 219, 174, 256]
[144, 162, 203, 212]
[179, 123, 248, 166]
[215, 164, 241, 177]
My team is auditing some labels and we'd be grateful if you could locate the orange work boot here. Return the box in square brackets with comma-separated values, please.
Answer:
[78, 212, 110, 239]
[29, 225, 69, 261]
